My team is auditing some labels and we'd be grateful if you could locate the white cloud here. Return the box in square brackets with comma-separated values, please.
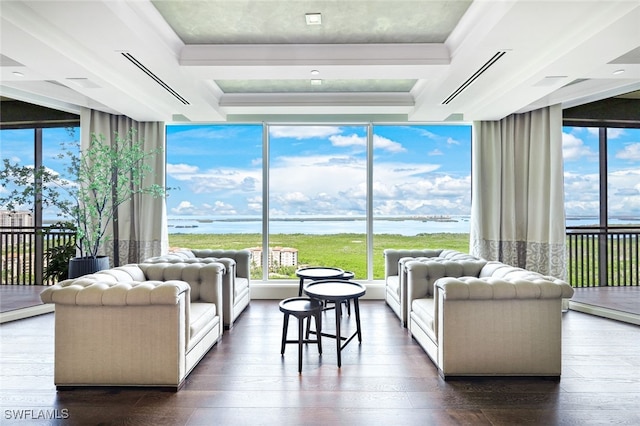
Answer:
[373, 134, 405, 153]
[276, 192, 310, 204]
[165, 127, 470, 218]
[269, 126, 342, 139]
[429, 149, 444, 156]
[608, 128, 625, 139]
[171, 201, 197, 215]
[562, 132, 597, 161]
[615, 143, 640, 161]
[588, 127, 625, 139]
[167, 163, 199, 174]
[327, 133, 406, 153]
[210, 201, 237, 214]
[329, 133, 365, 149]
[608, 169, 640, 216]
[563, 172, 599, 216]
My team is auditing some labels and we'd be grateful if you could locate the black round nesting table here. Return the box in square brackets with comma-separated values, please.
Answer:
[295, 266, 345, 296]
[279, 297, 324, 374]
[303, 279, 366, 367]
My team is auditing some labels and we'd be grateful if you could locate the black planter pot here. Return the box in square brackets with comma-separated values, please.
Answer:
[68, 256, 110, 279]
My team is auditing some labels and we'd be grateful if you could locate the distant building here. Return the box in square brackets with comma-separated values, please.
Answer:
[248, 247, 262, 268]
[0, 210, 34, 227]
[0, 210, 34, 246]
[247, 246, 298, 268]
[271, 246, 298, 267]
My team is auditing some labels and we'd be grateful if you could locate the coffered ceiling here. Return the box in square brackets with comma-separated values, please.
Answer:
[1, 0, 639, 123]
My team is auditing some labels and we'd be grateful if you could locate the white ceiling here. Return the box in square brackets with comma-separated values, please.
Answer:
[1, 0, 639, 124]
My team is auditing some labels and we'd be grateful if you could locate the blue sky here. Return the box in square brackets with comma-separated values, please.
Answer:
[2, 125, 639, 222]
[165, 124, 472, 218]
[562, 127, 640, 219]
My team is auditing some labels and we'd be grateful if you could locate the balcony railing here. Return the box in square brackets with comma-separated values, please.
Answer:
[0, 226, 75, 286]
[567, 225, 640, 287]
[2, 225, 640, 287]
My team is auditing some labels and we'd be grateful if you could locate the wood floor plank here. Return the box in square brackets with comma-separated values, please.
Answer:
[1, 300, 640, 425]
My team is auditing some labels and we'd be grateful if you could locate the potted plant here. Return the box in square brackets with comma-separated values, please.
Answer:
[42, 221, 77, 282]
[0, 128, 168, 279]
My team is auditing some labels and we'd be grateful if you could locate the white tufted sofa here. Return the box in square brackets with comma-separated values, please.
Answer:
[143, 249, 251, 329]
[405, 257, 575, 379]
[383, 249, 481, 326]
[40, 262, 224, 390]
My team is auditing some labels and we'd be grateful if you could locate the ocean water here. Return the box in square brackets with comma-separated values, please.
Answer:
[167, 215, 638, 236]
[168, 216, 470, 236]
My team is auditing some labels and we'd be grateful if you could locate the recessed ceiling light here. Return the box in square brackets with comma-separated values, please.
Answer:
[310, 79, 322, 85]
[305, 13, 322, 25]
[310, 70, 320, 76]
[613, 69, 625, 75]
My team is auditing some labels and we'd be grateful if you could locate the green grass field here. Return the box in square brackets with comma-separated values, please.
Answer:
[168, 232, 470, 280]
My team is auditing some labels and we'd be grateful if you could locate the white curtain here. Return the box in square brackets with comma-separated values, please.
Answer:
[470, 104, 566, 279]
[80, 109, 168, 266]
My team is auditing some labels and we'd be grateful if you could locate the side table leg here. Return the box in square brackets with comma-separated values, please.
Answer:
[354, 298, 363, 343]
[335, 301, 342, 367]
[298, 316, 304, 373]
[281, 313, 289, 355]
[315, 312, 322, 354]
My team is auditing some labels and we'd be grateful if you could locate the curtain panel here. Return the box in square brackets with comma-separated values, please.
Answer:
[469, 104, 566, 279]
[80, 109, 168, 266]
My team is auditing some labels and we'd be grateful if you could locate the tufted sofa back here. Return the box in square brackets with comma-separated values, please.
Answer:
[40, 264, 192, 306]
[41, 263, 225, 306]
[436, 276, 575, 300]
[146, 249, 251, 281]
[138, 262, 224, 303]
[405, 257, 488, 299]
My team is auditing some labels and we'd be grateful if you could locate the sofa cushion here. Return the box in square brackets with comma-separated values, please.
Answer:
[411, 297, 437, 342]
[189, 302, 217, 350]
[235, 277, 250, 298]
[386, 275, 400, 298]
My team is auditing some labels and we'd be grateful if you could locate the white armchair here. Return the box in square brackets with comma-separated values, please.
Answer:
[40, 262, 224, 390]
[143, 249, 251, 329]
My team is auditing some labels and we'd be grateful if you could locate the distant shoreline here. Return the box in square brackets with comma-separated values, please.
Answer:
[169, 215, 462, 224]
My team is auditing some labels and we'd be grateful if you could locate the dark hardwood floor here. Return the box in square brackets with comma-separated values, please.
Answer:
[1, 299, 640, 425]
[0, 285, 47, 313]
[570, 286, 640, 315]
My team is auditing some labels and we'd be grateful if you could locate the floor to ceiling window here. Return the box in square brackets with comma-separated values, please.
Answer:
[607, 128, 640, 225]
[166, 123, 472, 281]
[268, 125, 368, 279]
[562, 126, 601, 226]
[1, 126, 79, 285]
[371, 125, 471, 278]
[563, 126, 640, 286]
[164, 124, 263, 278]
